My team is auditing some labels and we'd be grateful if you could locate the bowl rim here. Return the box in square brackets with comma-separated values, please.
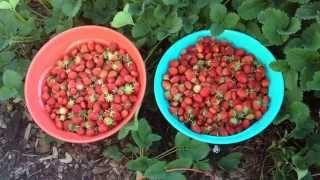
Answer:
[154, 29, 284, 144]
[25, 25, 146, 143]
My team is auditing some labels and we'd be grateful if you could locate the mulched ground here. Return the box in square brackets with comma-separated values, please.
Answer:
[0, 101, 277, 180]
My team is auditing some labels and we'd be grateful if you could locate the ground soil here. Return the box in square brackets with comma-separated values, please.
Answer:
[0, 99, 280, 180]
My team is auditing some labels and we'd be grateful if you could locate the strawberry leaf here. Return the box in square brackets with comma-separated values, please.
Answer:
[103, 145, 122, 161]
[3, 69, 22, 88]
[288, 101, 314, 139]
[111, 11, 134, 28]
[0, 1, 12, 10]
[288, 0, 310, 4]
[209, 3, 227, 23]
[131, 118, 161, 149]
[210, 23, 224, 36]
[245, 21, 269, 45]
[295, 2, 320, 20]
[301, 23, 320, 50]
[62, 0, 82, 18]
[277, 17, 301, 35]
[165, 158, 192, 169]
[237, 0, 268, 20]
[193, 159, 211, 171]
[144, 161, 167, 179]
[284, 70, 298, 91]
[0, 86, 17, 101]
[223, 12, 239, 28]
[163, 12, 182, 34]
[165, 172, 186, 180]
[290, 120, 315, 139]
[306, 71, 320, 90]
[284, 48, 320, 71]
[218, 152, 243, 171]
[286, 88, 303, 105]
[289, 101, 309, 122]
[270, 61, 290, 72]
[127, 157, 160, 172]
[175, 133, 210, 161]
[300, 66, 318, 90]
[117, 117, 139, 139]
[162, 0, 179, 5]
[258, 8, 292, 45]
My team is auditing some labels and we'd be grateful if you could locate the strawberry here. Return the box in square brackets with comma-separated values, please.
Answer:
[42, 41, 141, 136]
[191, 123, 201, 133]
[162, 37, 269, 136]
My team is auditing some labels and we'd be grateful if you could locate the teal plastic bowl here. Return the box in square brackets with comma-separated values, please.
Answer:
[154, 30, 284, 144]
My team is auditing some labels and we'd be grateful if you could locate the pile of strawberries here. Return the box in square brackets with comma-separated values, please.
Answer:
[162, 37, 269, 136]
[42, 41, 140, 136]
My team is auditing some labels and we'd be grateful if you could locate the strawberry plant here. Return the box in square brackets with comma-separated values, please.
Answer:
[0, 0, 319, 179]
[104, 113, 243, 180]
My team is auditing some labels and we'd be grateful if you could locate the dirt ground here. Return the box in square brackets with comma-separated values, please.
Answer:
[0, 101, 277, 180]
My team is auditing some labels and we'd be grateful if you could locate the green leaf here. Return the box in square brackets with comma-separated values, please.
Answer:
[277, 18, 301, 35]
[302, 66, 320, 90]
[270, 61, 290, 72]
[62, 0, 82, 18]
[295, 168, 308, 180]
[166, 158, 192, 169]
[288, 101, 314, 139]
[237, 0, 268, 20]
[210, 23, 224, 36]
[144, 161, 167, 179]
[127, 157, 159, 172]
[289, 101, 310, 123]
[218, 152, 243, 171]
[117, 117, 139, 139]
[286, 88, 303, 105]
[193, 159, 211, 171]
[284, 70, 298, 91]
[122, 143, 139, 154]
[7, 58, 30, 76]
[131, 118, 161, 149]
[0, 1, 11, 10]
[285, 38, 303, 51]
[285, 48, 320, 71]
[306, 71, 320, 90]
[258, 8, 291, 45]
[245, 21, 268, 44]
[273, 169, 286, 180]
[223, 13, 239, 28]
[292, 154, 308, 170]
[111, 11, 134, 28]
[162, 0, 179, 5]
[82, 0, 118, 24]
[288, 0, 310, 4]
[9, 0, 19, 9]
[305, 144, 320, 166]
[209, 3, 227, 23]
[103, 146, 122, 161]
[175, 133, 210, 161]
[163, 12, 182, 34]
[165, 172, 186, 180]
[301, 23, 320, 50]
[0, 86, 17, 101]
[131, 21, 150, 38]
[3, 69, 22, 88]
[296, 2, 320, 20]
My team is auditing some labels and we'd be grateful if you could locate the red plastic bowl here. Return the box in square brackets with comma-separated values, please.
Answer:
[25, 26, 146, 143]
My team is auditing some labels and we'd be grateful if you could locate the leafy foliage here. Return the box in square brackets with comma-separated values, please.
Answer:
[103, 145, 123, 161]
[1, 0, 320, 179]
[175, 133, 210, 161]
[218, 152, 243, 171]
